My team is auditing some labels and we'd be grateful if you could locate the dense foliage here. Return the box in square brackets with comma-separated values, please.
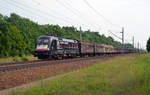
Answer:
[0, 13, 133, 57]
[146, 37, 150, 52]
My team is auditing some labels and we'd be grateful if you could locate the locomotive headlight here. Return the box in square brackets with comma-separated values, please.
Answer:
[36, 45, 49, 50]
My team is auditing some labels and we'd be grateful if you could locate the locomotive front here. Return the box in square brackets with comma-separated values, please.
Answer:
[34, 36, 51, 59]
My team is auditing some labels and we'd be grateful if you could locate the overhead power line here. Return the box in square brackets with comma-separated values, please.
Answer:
[56, 0, 97, 28]
[5, 0, 57, 23]
[108, 30, 122, 41]
[0, 3, 9, 15]
[108, 30, 132, 44]
[31, 0, 73, 21]
[83, 0, 121, 28]
[6, 0, 71, 24]
[62, 0, 82, 15]
[63, 0, 99, 26]
[56, 0, 79, 19]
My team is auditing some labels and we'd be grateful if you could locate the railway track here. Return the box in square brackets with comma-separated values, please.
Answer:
[0, 55, 114, 73]
[0, 60, 45, 66]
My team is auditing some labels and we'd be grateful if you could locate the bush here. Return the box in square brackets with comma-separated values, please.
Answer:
[13, 56, 20, 62]
[21, 56, 28, 62]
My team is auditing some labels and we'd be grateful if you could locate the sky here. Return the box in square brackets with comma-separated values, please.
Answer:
[0, 0, 150, 49]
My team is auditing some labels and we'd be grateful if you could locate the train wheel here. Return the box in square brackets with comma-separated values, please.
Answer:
[38, 56, 48, 59]
[38, 56, 44, 59]
[57, 56, 63, 60]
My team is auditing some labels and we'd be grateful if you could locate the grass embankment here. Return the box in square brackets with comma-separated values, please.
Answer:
[0, 55, 38, 63]
[10, 54, 150, 95]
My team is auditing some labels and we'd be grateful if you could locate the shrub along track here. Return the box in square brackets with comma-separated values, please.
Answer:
[0, 54, 128, 91]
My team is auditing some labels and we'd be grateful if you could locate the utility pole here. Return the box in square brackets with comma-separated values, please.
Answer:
[120, 27, 124, 48]
[80, 26, 82, 41]
[132, 36, 134, 48]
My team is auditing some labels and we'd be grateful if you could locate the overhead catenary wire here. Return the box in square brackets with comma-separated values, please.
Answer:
[55, 0, 97, 29]
[0, 4, 9, 15]
[31, 0, 73, 22]
[62, 0, 83, 15]
[82, 0, 125, 42]
[63, 0, 100, 28]
[7, 0, 71, 24]
[108, 30, 122, 34]
[55, 0, 81, 20]
[83, 0, 121, 29]
[108, 30, 122, 41]
[108, 30, 133, 44]
[4, 0, 58, 24]
[55, 0, 80, 25]
[125, 39, 132, 44]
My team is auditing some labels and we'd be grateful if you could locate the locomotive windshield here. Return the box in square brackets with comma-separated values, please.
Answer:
[37, 37, 49, 45]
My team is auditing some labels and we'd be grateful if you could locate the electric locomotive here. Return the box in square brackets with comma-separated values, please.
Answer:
[34, 35, 79, 59]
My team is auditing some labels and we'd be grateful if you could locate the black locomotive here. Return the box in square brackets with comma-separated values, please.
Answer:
[34, 35, 79, 59]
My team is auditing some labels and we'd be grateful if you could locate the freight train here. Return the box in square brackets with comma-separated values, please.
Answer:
[33, 35, 136, 59]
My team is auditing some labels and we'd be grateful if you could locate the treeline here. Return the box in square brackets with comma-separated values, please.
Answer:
[0, 13, 133, 57]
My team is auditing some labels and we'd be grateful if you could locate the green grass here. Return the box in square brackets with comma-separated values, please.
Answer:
[0, 55, 38, 63]
[10, 54, 150, 95]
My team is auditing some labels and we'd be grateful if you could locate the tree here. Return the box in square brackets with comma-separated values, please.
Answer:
[0, 16, 11, 57]
[146, 37, 150, 52]
[8, 26, 26, 56]
[124, 43, 133, 49]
